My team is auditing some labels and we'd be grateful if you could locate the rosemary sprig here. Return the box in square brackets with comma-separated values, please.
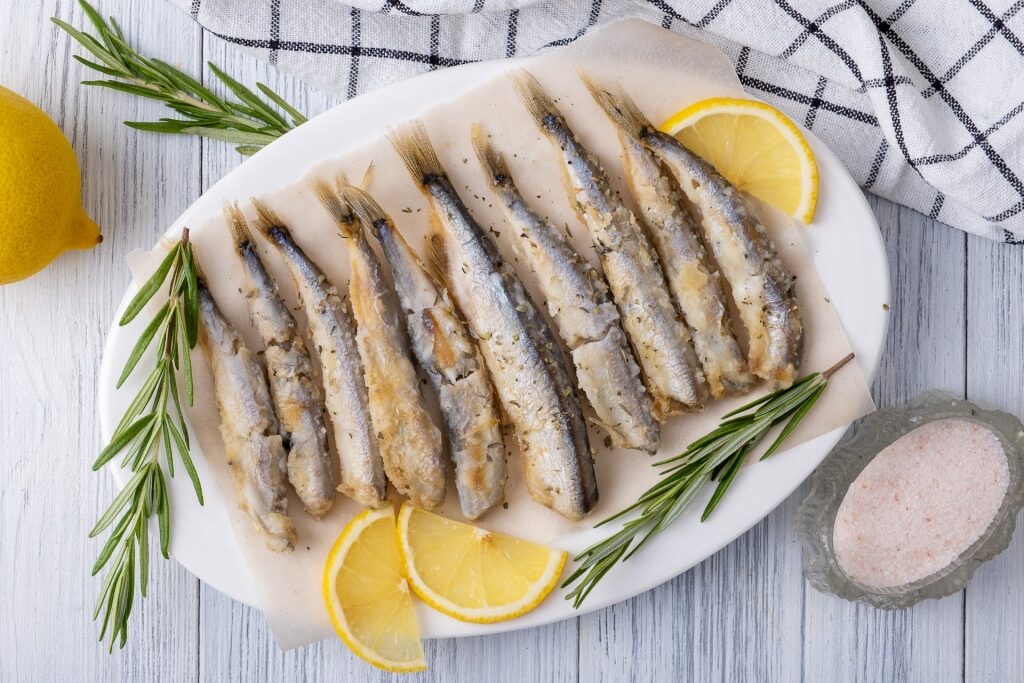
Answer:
[52, 0, 307, 155]
[90, 232, 203, 651]
[562, 353, 855, 608]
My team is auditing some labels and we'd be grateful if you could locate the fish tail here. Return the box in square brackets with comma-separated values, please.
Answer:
[510, 70, 564, 132]
[223, 201, 254, 250]
[189, 231, 209, 282]
[312, 178, 358, 238]
[334, 169, 351, 187]
[341, 185, 389, 232]
[578, 70, 653, 140]
[387, 121, 447, 190]
[250, 198, 291, 241]
[470, 123, 512, 189]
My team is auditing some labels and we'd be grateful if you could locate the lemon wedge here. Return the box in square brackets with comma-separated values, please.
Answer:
[322, 507, 426, 673]
[661, 97, 819, 224]
[396, 502, 567, 623]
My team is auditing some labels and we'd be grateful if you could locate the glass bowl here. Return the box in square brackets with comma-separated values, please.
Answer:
[796, 391, 1024, 609]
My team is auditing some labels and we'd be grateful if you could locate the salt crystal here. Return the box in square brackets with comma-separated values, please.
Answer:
[833, 418, 1009, 589]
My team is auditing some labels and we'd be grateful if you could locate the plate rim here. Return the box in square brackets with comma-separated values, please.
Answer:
[98, 54, 889, 639]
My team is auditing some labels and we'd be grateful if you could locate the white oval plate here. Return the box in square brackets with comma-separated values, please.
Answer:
[99, 57, 889, 639]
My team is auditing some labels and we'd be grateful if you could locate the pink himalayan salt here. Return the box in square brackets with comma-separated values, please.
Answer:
[833, 418, 1009, 589]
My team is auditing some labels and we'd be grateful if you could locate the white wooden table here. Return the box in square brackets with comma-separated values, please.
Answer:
[2, 1, 1021, 681]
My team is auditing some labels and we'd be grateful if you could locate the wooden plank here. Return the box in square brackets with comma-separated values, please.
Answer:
[802, 197, 967, 683]
[964, 233, 1024, 683]
[579, 499, 804, 682]
[0, 0, 201, 680]
[194, 33, 583, 681]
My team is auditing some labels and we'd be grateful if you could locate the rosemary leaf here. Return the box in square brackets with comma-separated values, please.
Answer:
[179, 126, 280, 145]
[760, 382, 826, 461]
[117, 301, 169, 387]
[82, 78, 171, 101]
[234, 144, 266, 156]
[208, 61, 289, 130]
[156, 469, 171, 558]
[72, 55, 124, 77]
[89, 466, 148, 537]
[701, 447, 748, 521]
[123, 120, 195, 134]
[94, 413, 156, 470]
[111, 366, 161, 437]
[137, 511, 150, 597]
[258, 82, 309, 125]
[91, 505, 135, 574]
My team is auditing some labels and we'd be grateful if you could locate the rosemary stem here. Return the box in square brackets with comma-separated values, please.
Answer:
[822, 352, 855, 380]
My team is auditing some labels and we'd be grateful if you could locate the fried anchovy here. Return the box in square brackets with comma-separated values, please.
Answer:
[251, 201, 388, 508]
[581, 74, 754, 398]
[584, 83, 803, 387]
[343, 185, 507, 519]
[472, 125, 659, 452]
[197, 280, 296, 551]
[224, 203, 336, 517]
[389, 120, 598, 520]
[313, 179, 447, 510]
[513, 71, 707, 419]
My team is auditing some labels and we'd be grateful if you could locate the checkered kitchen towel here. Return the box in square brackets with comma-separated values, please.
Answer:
[173, 0, 1024, 242]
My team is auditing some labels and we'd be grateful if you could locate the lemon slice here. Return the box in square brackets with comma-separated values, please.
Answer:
[322, 507, 426, 672]
[396, 502, 567, 623]
[661, 98, 819, 224]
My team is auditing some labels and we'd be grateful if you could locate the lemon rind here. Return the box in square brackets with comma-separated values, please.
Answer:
[396, 502, 568, 624]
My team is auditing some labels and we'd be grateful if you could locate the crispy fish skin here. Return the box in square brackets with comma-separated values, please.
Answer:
[197, 281, 296, 552]
[513, 72, 707, 418]
[314, 180, 447, 511]
[251, 202, 388, 508]
[472, 126, 659, 453]
[224, 203, 336, 518]
[581, 76, 754, 399]
[389, 121, 598, 520]
[343, 186, 506, 519]
[585, 86, 803, 388]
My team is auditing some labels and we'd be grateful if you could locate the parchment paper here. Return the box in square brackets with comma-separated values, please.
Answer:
[129, 20, 875, 649]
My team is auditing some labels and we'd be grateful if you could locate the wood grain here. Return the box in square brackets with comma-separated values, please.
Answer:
[2, 2, 1022, 682]
[0, 1, 201, 681]
[965, 233, 1024, 683]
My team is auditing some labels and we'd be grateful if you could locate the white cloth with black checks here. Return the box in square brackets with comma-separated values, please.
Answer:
[172, 0, 1024, 242]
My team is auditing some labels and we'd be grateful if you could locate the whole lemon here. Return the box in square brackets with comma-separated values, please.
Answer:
[0, 85, 101, 284]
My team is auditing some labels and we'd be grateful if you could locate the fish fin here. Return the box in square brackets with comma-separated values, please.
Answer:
[188, 229, 209, 282]
[470, 123, 513, 189]
[357, 162, 375, 191]
[577, 71, 652, 139]
[311, 178, 357, 238]
[223, 201, 254, 250]
[510, 70, 562, 130]
[424, 227, 450, 288]
[387, 121, 446, 190]
[250, 198, 288, 238]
